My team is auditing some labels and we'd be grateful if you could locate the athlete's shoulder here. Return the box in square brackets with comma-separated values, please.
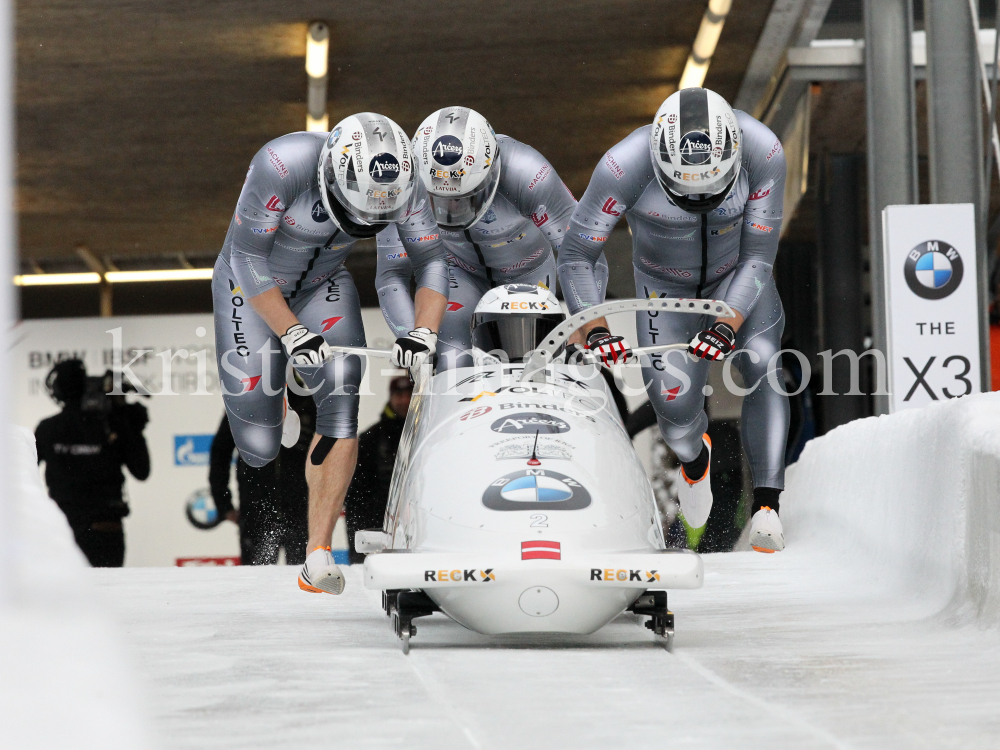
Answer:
[497, 135, 552, 189]
[497, 134, 537, 162]
[249, 131, 325, 182]
[595, 125, 654, 191]
[497, 135, 540, 171]
[735, 112, 782, 166]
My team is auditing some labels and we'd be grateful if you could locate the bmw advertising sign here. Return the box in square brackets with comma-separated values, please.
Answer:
[482, 469, 591, 511]
[903, 240, 963, 300]
[883, 203, 982, 412]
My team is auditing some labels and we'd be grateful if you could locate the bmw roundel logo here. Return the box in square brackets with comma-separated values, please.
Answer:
[431, 135, 464, 166]
[327, 126, 342, 148]
[368, 153, 400, 184]
[904, 240, 964, 300]
[185, 488, 222, 530]
[679, 131, 712, 166]
[482, 469, 591, 511]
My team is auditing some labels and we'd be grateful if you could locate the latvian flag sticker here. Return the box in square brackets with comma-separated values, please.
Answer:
[522, 540, 561, 560]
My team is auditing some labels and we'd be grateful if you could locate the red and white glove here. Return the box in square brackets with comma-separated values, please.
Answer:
[586, 327, 633, 366]
[688, 322, 736, 361]
[281, 324, 333, 366]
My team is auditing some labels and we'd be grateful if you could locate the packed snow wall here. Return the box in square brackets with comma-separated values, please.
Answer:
[782, 391, 1000, 627]
[3, 426, 152, 748]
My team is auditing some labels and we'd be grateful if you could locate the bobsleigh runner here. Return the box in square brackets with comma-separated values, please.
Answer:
[345, 285, 735, 653]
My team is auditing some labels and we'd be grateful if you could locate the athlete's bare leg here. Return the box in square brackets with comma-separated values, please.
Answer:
[305, 435, 358, 550]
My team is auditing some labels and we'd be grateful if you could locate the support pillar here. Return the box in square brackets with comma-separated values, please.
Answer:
[863, 0, 919, 414]
[925, 0, 991, 392]
[819, 154, 866, 429]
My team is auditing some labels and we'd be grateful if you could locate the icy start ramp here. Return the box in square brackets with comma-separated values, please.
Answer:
[77, 394, 1000, 748]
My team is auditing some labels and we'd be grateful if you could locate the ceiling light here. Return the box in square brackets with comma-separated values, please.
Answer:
[105, 269, 214, 283]
[306, 22, 329, 79]
[13, 268, 214, 286]
[14, 273, 101, 286]
[679, 0, 732, 90]
[306, 114, 329, 132]
[306, 22, 330, 133]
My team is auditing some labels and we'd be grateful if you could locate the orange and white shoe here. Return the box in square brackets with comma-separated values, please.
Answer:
[298, 546, 345, 594]
[749, 507, 785, 553]
[677, 434, 713, 528]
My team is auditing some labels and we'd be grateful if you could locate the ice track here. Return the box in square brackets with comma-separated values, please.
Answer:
[10, 392, 1000, 748]
[91, 557, 1000, 750]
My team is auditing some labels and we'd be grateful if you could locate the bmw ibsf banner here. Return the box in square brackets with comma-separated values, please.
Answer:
[883, 203, 981, 413]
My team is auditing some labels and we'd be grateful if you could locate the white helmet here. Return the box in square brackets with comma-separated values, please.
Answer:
[414, 107, 501, 229]
[318, 113, 417, 238]
[650, 88, 742, 214]
[472, 284, 563, 360]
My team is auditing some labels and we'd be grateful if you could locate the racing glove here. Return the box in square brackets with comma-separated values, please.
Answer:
[586, 327, 633, 366]
[281, 324, 333, 367]
[688, 322, 736, 361]
[392, 327, 437, 372]
[564, 342, 596, 366]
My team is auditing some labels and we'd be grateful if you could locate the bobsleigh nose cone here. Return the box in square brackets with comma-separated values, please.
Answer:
[519, 586, 559, 617]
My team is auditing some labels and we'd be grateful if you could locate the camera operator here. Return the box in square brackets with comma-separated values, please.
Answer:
[35, 359, 151, 567]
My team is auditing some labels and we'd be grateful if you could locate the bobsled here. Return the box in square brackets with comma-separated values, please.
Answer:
[353, 285, 735, 652]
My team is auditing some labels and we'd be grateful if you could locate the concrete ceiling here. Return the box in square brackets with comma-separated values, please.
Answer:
[17, 0, 773, 272]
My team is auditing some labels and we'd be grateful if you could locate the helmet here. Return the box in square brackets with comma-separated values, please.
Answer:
[650, 88, 742, 214]
[413, 107, 501, 229]
[318, 113, 418, 238]
[471, 284, 564, 360]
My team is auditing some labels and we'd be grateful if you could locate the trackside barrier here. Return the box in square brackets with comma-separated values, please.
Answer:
[782, 391, 1000, 627]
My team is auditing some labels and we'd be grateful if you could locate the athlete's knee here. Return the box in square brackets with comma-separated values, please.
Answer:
[239, 447, 277, 469]
[656, 411, 708, 463]
[314, 406, 360, 443]
[230, 417, 282, 467]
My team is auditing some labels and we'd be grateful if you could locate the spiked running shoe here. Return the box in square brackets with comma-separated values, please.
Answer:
[677, 434, 713, 529]
[749, 507, 785, 553]
[298, 546, 345, 594]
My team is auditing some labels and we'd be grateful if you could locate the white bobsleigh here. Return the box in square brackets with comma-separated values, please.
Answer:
[354, 285, 735, 652]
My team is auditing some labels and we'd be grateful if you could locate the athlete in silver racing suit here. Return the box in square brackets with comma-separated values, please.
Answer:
[375, 108, 608, 369]
[558, 88, 789, 547]
[213, 115, 449, 593]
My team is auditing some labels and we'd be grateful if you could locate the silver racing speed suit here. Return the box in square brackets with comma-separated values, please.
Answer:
[213, 131, 449, 466]
[557, 112, 789, 489]
[375, 135, 608, 368]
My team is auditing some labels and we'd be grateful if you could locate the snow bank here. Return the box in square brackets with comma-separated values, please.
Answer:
[0, 426, 153, 748]
[783, 392, 1000, 627]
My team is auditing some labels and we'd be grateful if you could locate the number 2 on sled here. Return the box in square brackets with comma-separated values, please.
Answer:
[530, 514, 548, 527]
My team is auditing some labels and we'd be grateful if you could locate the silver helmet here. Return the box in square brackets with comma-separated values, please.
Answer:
[318, 113, 418, 238]
[650, 88, 742, 214]
[414, 107, 501, 229]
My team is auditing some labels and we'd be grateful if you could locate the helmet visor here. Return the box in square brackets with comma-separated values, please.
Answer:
[658, 172, 738, 215]
[323, 151, 416, 225]
[472, 312, 564, 360]
[428, 159, 501, 229]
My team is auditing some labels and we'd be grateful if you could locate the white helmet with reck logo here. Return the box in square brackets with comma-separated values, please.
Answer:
[650, 88, 742, 214]
[472, 284, 563, 360]
[319, 113, 418, 238]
